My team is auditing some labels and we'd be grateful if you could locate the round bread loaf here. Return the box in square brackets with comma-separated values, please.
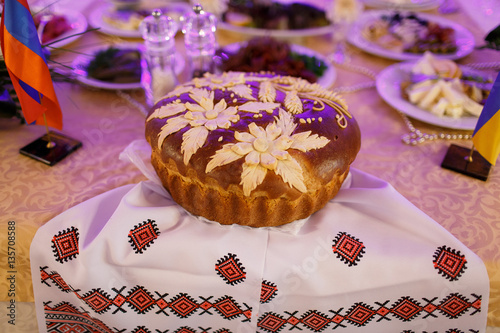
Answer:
[145, 72, 361, 227]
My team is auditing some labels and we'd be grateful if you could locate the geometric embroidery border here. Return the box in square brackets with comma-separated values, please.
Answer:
[41, 267, 482, 332]
[44, 301, 235, 333]
[332, 232, 365, 267]
[40, 267, 253, 321]
[433, 245, 467, 281]
[44, 297, 480, 333]
[51, 226, 79, 263]
[257, 293, 482, 332]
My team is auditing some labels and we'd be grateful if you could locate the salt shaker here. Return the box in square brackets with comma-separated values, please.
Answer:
[181, 4, 217, 78]
[140, 9, 179, 108]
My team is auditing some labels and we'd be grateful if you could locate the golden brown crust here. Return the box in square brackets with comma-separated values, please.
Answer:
[150, 151, 350, 226]
[145, 72, 360, 227]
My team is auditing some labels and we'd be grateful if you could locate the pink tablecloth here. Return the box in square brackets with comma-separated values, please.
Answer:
[0, 0, 499, 330]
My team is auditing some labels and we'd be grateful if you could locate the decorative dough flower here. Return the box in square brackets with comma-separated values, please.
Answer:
[193, 72, 256, 100]
[206, 109, 330, 195]
[149, 88, 239, 164]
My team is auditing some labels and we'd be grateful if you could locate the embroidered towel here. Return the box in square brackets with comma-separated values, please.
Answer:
[30, 164, 489, 332]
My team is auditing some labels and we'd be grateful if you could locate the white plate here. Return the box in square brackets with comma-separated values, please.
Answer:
[72, 43, 185, 90]
[361, 0, 441, 11]
[347, 10, 475, 61]
[88, 2, 190, 38]
[42, 10, 88, 49]
[220, 42, 336, 89]
[376, 62, 480, 130]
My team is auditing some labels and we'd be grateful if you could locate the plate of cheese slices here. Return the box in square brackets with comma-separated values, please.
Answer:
[376, 53, 493, 130]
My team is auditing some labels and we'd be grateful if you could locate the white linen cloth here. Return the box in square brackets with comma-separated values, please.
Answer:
[31, 141, 489, 333]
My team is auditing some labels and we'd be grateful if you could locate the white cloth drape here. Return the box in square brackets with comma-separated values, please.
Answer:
[30, 141, 489, 333]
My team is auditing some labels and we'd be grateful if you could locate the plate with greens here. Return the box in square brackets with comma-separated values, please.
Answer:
[72, 43, 184, 90]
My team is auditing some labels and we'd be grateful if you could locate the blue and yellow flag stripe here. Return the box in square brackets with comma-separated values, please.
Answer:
[472, 73, 500, 166]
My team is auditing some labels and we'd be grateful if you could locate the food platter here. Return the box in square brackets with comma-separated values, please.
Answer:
[347, 10, 475, 61]
[376, 62, 482, 130]
[88, 2, 190, 38]
[41, 10, 88, 49]
[72, 43, 185, 90]
[360, 0, 441, 11]
[217, 0, 333, 38]
[220, 42, 336, 88]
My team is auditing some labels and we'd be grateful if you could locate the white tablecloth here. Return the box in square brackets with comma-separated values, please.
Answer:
[30, 142, 489, 332]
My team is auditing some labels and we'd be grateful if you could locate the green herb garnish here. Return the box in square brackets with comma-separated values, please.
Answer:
[290, 52, 328, 78]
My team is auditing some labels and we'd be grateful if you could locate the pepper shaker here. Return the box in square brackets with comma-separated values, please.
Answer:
[181, 4, 217, 78]
[140, 9, 179, 108]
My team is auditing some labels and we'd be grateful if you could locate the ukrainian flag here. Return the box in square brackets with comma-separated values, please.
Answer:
[0, 0, 62, 129]
[472, 72, 500, 166]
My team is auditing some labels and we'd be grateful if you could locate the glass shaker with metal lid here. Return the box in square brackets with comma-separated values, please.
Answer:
[181, 4, 217, 78]
[140, 9, 179, 108]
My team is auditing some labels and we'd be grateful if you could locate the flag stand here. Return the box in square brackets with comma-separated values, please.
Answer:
[441, 144, 491, 181]
[19, 116, 82, 166]
[43, 114, 56, 149]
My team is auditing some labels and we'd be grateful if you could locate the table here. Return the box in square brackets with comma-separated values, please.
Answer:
[0, 0, 499, 330]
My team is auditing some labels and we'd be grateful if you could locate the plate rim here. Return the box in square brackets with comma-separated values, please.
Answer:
[72, 42, 185, 90]
[347, 10, 475, 61]
[88, 3, 141, 38]
[87, 2, 190, 38]
[217, 21, 334, 38]
[360, 0, 441, 11]
[220, 41, 336, 88]
[376, 61, 479, 130]
[43, 9, 88, 48]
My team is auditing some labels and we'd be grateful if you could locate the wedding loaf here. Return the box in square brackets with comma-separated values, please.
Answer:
[145, 72, 361, 227]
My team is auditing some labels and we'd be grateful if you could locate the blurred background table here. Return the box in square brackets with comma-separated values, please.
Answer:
[0, 0, 499, 331]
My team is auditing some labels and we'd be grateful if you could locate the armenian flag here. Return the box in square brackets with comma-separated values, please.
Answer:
[472, 72, 500, 166]
[0, 0, 62, 129]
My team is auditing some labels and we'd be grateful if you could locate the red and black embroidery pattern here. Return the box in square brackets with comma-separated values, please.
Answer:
[44, 301, 234, 333]
[332, 232, 365, 267]
[44, 301, 114, 333]
[81, 288, 114, 314]
[129, 219, 160, 254]
[261, 280, 278, 304]
[43, 300, 478, 333]
[40, 267, 252, 321]
[51, 227, 79, 263]
[257, 293, 482, 332]
[215, 253, 246, 285]
[433, 246, 467, 281]
[40, 266, 72, 292]
[40, 266, 483, 332]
